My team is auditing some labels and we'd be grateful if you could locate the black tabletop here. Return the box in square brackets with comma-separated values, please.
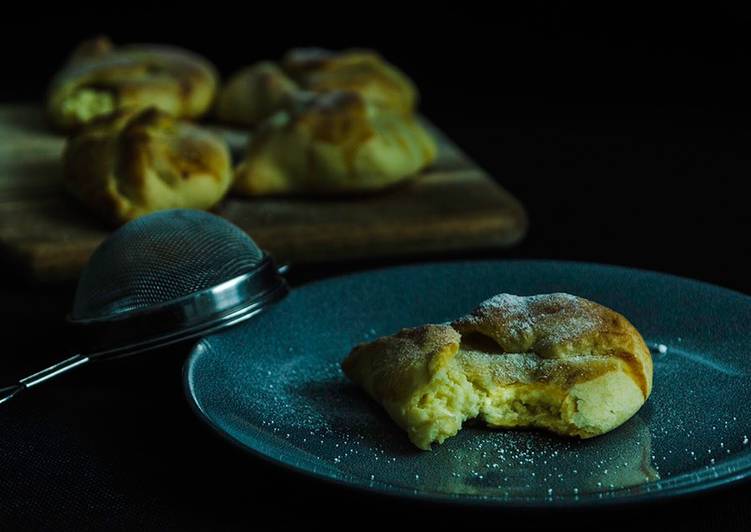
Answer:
[2, 7, 750, 530]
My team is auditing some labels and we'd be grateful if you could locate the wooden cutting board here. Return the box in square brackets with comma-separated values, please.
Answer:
[0, 104, 527, 283]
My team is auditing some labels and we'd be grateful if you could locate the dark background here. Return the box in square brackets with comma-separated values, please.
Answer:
[1, 6, 750, 530]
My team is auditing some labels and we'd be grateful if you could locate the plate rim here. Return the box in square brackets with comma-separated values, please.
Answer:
[183, 259, 751, 508]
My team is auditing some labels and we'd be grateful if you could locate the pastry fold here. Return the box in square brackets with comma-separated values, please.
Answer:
[214, 62, 299, 127]
[282, 47, 417, 115]
[63, 107, 232, 225]
[233, 91, 437, 196]
[48, 37, 218, 130]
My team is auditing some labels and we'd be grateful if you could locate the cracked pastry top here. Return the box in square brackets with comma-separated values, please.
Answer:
[281, 47, 417, 115]
[63, 107, 232, 225]
[215, 47, 417, 128]
[233, 90, 437, 196]
[341, 293, 653, 450]
[47, 36, 218, 130]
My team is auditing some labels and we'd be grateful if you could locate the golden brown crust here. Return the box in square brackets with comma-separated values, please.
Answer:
[281, 48, 417, 115]
[63, 107, 232, 225]
[293, 91, 372, 144]
[233, 90, 437, 196]
[343, 324, 461, 403]
[452, 293, 653, 396]
[48, 38, 218, 130]
[214, 62, 299, 127]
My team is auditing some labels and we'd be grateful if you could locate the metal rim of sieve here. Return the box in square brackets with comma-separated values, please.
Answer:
[67, 253, 288, 359]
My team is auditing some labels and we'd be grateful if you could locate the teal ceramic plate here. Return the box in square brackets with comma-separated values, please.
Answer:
[184, 261, 751, 507]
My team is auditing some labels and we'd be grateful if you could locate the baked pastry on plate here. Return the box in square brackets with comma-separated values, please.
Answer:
[63, 107, 232, 225]
[233, 91, 437, 196]
[281, 48, 417, 115]
[342, 293, 653, 450]
[214, 62, 299, 127]
[48, 36, 218, 130]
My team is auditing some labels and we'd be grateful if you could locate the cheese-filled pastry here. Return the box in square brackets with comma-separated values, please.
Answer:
[48, 37, 218, 130]
[342, 293, 653, 450]
[63, 107, 232, 225]
[233, 91, 437, 196]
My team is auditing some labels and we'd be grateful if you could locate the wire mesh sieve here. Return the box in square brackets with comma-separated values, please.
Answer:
[1, 209, 287, 406]
[72, 209, 265, 320]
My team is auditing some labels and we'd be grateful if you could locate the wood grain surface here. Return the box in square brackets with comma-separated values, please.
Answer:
[0, 104, 527, 282]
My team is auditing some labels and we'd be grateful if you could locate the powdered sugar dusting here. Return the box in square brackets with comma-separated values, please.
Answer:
[344, 323, 460, 378]
[454, 293, 609, 355]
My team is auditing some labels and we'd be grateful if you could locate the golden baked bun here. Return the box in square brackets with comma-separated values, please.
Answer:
[48, 37, 218, 130]
[233, 91, 437, 196]
[214, 62, 300, 127]
[63, 107, 232, 225]
[342, 293, 653, 450]
[282, 48, 417, 115]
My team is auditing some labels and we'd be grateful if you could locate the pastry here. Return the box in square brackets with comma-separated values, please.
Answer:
[63, 107, 232, 225]
[214, 62, 299, 127]
[48, 37, 218, 130]
[233, 91, 437, 196]
[282, 48, 417, 115]
[342, 293, 653, 450]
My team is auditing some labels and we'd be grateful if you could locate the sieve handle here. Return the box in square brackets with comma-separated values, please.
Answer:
[0, 354, 90, 406]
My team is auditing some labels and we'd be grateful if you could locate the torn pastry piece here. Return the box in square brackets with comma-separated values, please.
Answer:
[63, 107, 232, 225]
[342, 293, 653, 450]
[214, 62, 300, 127]
[282, 48, 418, 115]
[47, 37, 218, 130]
[233, 90, 437, 196]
